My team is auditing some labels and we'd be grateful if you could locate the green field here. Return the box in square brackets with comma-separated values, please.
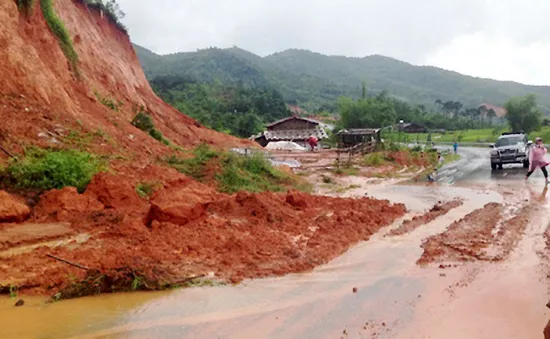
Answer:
[385, 126, 550, 144]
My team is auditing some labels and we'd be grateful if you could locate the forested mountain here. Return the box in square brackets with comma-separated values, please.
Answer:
[134, 45, 550, 113]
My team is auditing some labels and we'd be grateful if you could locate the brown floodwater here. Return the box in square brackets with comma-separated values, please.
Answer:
[3, 184, 532, 339]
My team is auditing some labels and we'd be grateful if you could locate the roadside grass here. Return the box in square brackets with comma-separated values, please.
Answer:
[166, 144, 312, 194]
[2, 148, 106, 193]
[385, 126, 550, 144]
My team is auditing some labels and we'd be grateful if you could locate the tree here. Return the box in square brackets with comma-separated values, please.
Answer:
[338, 96, 396, 129]
[504, 94, 542, 133]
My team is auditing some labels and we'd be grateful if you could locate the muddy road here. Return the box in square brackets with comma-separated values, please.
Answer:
[2, 148, 550, 339]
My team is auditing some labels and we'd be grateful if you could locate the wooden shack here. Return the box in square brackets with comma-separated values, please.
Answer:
[336, 128, 381, 149]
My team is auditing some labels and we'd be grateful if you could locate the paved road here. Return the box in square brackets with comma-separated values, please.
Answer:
[436, 146, 550, 184]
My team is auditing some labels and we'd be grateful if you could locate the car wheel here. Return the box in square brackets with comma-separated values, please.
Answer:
[491, 163, 497, 170]
[498, 163, 503, 170]
[523, 160, 529, 169]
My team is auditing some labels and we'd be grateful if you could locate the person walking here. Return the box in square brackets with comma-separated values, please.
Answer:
[453, 141, 458, 154]
[525, 137, 549, 184]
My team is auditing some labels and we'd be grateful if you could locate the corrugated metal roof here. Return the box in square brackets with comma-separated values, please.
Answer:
[252, 127, 328, 141]
[266, 116, 322, 128]
[337, 128, 380, 135]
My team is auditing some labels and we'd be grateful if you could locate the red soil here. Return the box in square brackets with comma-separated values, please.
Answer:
[417, 203, 532, 265]
[0, 169, 406, 294]
[387, 200, 463, 237]
[0, 0, 253, 166]
[0, 1, 408, 298]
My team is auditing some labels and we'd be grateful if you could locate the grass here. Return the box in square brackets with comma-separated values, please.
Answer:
[385, 126, 550, 144]
[361, 153, 386, 167]
[135, 182, 157, 199]
[3, 148, 105, 192]
[166, 144, 312, 194]
[166, 143, 218, 180]
[94, 91, 123, 112]
[41, 0, 79, 74]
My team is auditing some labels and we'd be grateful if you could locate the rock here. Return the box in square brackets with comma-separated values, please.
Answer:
[86, 173, 144, 214]
[14, 299, 24, 307]
[352, 287, 358, 293]
[0, 191, 30, 223]
[32, 187, 104, 222]
[147, 178, 215, 226]
[285, 191, 308, 209]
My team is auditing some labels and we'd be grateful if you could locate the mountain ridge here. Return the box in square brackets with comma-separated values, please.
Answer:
[133, 44, 550, 113]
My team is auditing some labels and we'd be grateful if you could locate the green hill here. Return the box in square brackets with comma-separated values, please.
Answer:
[133, 45, 550, 113]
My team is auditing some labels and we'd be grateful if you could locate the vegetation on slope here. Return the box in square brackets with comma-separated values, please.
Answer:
[2, 148, 105, 193]
[150, 75, 291, 137]
[40, 0, 79, 73]
[131, 106, 170, 145]
[166, 144, 311, 194]
[78, 0, 127, 34]
[134, 45, 550, 113]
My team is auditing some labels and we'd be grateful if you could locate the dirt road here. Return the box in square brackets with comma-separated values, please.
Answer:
[1, 148, 550, 339]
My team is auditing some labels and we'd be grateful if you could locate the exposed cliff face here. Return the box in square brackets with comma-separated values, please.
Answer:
[0, 0, 252, 162]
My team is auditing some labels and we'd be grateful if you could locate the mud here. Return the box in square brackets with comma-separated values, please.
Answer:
[417, 202, 533, 264]
[0, 170, 406, 296]
[388, 199, 463, 237]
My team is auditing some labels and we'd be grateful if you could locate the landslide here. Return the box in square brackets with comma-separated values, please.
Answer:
[0, 0, 252, 165]
[0, 169, 406, 298]
[0, 1, 408, 299]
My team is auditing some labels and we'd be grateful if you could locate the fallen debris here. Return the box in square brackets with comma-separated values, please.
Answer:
[417, 203, 532, 264]
[387, 199, 463, 237]
[0, 171, 406, 297]
[0, 191, 30, 223]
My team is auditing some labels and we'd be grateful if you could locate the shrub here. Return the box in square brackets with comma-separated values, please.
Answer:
[131, 109, 170, 145]
[95, 92, 122, 112]
[321, 175, 333, 184]
[79, 0, 128, 34]
[41, 0, 79, 74]
[131, 111, 155, 132]
[16, 0, 35, 14]
[4, 148, 105, 192]
[362, 153, 385, 167]
[411, 145, 423, 152]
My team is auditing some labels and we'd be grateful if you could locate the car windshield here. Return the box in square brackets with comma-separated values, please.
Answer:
[495, 136, 523, 147]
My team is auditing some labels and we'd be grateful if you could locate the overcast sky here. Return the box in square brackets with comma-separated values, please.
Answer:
[117, 0, 550, 86]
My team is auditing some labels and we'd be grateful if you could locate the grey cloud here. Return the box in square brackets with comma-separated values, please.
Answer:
[117, 0, 489, 62]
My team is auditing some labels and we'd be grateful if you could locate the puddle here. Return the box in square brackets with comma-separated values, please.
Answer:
[0, 233, 90, 259]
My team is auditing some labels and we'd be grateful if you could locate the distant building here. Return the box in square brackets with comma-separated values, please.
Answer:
[397, 123, 427, 133]
[250, 116, 330, 147]
[337, 128, 381, 148]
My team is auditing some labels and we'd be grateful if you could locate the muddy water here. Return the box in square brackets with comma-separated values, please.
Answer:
[0, 185, 504, 339]
[3, 147, 550, 339]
